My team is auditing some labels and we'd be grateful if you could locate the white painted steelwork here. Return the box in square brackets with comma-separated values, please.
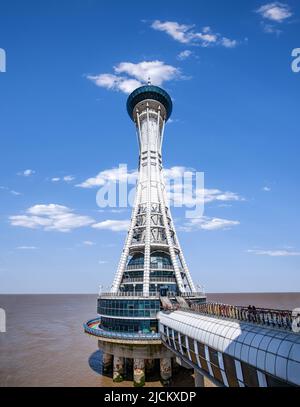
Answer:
[111, 87, 197, 296]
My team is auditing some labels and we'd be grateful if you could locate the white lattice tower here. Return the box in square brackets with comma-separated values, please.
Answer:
[110, 85, 196, 296]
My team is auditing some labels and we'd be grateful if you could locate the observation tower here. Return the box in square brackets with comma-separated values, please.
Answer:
[85, 83, 206, 386]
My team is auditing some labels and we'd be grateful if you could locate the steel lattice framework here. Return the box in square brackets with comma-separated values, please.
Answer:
[111, 85, 196, 297]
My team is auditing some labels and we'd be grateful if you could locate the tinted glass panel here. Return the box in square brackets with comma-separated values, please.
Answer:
[223, 354, 239, 387]
[266, 374, 293, 387]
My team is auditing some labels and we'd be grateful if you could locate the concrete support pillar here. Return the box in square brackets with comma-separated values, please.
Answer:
[134, 358, 145, 387]
[160, 357, 172, 385]
[113, 356, 124, 382]
[194, 370, 205, 387]
[102, 353, 113, 374]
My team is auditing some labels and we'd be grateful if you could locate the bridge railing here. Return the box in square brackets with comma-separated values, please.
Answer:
[188, 303, 299, 332]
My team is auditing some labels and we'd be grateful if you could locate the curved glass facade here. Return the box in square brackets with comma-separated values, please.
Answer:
[150, 252, 172, 267]
[128, 253, 144, 267]
[98, 298, 160, 318]
[101, 317, 158, 333]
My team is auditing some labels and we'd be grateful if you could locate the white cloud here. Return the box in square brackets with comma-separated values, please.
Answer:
[261, 23, 282, 35]
[87, 73, 142, 94]
[1, 186, 22, 196]
[76, 167, 138, 189]
[63, 175, 75, 182]
[87, 60, 181, 94]
[10, 190, 22, 196]
[92, 219, 130, 232]
[151, 20, 238, 48]
[177, 50, 193, 60]
[99, 260, 109, 264]
[247, 249, 300, 257]
[180, 216, 240, 232]
[115, 61, 179, 86]
[78, 165, 243, 210]
[18, 169, 35, 177]
[221, 37, 238, 48]
[10, 204, 94, 232]
[262, 186, 272, 192]
[83, 240, 96, 246]
[256, 2, 292, 22]
[16, 246, 38, 250]
[151, 20, 193, 43]
[162, 166, 244, 206]
[51, 176, 75, 183]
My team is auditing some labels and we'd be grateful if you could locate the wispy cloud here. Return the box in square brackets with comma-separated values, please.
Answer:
[83, 240, 96, 246]
[1, 186, 22, 196]
[18, 169, 35, 177]
[180, 216, 240, 232]
[162, 166, 244, 206]
[262, 186, 272, 192]
[16, 246, 38, 250]
[255, 2, 293, 34]
[177, 50, 193, 60]
[76, 167, 138, 188]
[87, 60, 181, 94]
[151, 20, 238, 48]
[77, 166, 244, 207]
[10, 204, 94, 232]
[99, 260, 109, 264]
[247, 249, 300, 257]
[92, 219, 130, 232]
[10, 190, 22, 196]
[51, 175, 75, 183]
[256, 2, 293, 22]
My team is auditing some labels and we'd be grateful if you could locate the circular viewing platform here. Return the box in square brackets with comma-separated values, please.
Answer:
[84, 318, 162, 344]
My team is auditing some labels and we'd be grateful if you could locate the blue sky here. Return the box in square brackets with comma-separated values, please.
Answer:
[0, 0, 299, 293]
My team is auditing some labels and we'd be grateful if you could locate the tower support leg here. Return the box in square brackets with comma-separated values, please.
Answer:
[113, 356, 124, 382]
[160, 357, 172, 385]
[133, 358, 145, 387]
[102, 353, 113, 374]
[194, 370, 205, 387]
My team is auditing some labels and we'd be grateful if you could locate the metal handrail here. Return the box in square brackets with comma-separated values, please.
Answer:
[189, 303, 299, 333]
[126, 264, 175, 271]
[83, 318, 161, 340]
[122, 277, 177, 283]
[99, 291, 160, 298]
[173, 292, 206, 298]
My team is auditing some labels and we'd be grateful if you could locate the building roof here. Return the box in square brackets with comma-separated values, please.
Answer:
[126, 85, 173, 121]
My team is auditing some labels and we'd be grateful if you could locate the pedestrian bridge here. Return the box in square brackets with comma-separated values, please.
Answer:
[158, 308, 300, 387]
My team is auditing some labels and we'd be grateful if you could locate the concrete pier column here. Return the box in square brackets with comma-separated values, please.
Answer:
[194, 370, 205, 387]
[160, 357, 172, 385]
[102, 353, 113, 374]
[113, 356, 124, 382]
[133, 358, 145, 387]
